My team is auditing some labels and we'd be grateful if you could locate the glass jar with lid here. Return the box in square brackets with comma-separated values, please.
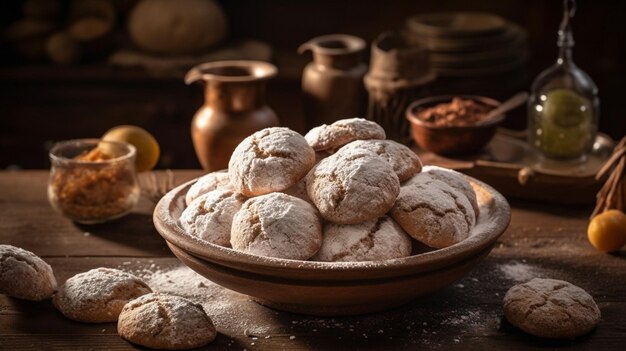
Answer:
[528, 0, 599, 161]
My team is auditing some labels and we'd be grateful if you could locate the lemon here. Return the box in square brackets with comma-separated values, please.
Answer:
[102, 125, 160, 172]
[535, 116, 591, 158]
[587, 210, 626, 253]
[543, 89, 592, 127]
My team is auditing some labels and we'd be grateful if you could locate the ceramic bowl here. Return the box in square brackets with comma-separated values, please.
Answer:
[154, 176, 510, 316]
[406, 95, 503, 155]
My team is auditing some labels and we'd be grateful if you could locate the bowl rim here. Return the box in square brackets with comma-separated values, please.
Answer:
[405, 94, 504, 130]
[153, 175, 511, 278]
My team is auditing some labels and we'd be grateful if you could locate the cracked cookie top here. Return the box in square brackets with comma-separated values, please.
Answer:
[422, 165, 479, 216]
[228, 127, 316, 196]
[336, 139, 423, 182]
[390, 172, 475, 249]
[53, 268, 152, 323]
[503, 278, 601, 339]
[230, 193, 322, 260]
[280, 177, 313, 205]
[181, 189, 247, 247]
[306, 149, 400, 225]
[305, 118, 386, 151]
[314, 216, 412, 262]
[185, 170, 233, 205]
[118, 293, 216, 350]
[0, 244, 57, 301]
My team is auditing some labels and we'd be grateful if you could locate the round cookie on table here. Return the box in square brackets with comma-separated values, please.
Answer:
[228, 127, 315, 196]
[180, 188, 247, 247]
[0, 245, 57, 301]
[118, 293, 216, 350]
[390, 172, 476, 249]
[305, 117, 386, 152]
[185, 169, 232, 205]
[53, 268, 152, 323]
[314, 216, 412, 262]
[306, 148, 400, 224]
[230, 192, 322, 260]
[503, 278, 601, 339]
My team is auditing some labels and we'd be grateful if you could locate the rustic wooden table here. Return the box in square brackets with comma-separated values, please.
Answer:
[1, 170, 624, 350]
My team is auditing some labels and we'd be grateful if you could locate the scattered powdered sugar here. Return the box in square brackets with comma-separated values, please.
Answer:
[440, 309, 483, 327]
[119, 260, 509, 347]
[498, 261, 546, 282]
[128, 264, 274, 335]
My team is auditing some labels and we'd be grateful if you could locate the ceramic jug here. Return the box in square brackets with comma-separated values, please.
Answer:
[186, 60, 280, 171]
[365, 32, 435, 143]
[299, 34, 368, 129]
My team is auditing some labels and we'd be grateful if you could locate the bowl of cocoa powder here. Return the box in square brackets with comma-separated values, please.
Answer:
[406, 95, 503, 155]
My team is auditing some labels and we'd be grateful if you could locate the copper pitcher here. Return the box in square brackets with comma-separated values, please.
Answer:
[186, 60, 280, 171]
[299, 34, 368, 130]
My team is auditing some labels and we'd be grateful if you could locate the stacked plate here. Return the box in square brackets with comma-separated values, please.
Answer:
[405, 12, 528, 77]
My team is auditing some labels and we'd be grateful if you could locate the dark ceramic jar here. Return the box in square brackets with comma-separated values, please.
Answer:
[299, 34, 368, 130]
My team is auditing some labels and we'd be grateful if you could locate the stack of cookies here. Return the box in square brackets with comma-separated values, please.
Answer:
[181, 118, 480, 262]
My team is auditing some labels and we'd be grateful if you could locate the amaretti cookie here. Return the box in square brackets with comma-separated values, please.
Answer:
[314, 216, 412, 262]
[180, 189, 247, 247]
[185, 170, 232, 205]
[305, 118, 386, 151]
[390, 172, 475, 248]
[337, 139, 422, 182]
[53, 268, 152, 323]
[228, 127, 315, 196]
[423, 165, 479, 215]
[503, 278, 601, 339]
[0, 245, 57, 301]
[281, 177, 313, 204]
[306, 149, 400, 224]
[231, 193, 322, 260]
[118, 293, 216, 350]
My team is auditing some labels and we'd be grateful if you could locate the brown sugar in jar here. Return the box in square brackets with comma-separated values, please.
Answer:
[48, 139, 140, 224]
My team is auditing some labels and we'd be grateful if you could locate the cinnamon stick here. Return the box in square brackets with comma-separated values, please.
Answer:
[592, 136, 626, 218]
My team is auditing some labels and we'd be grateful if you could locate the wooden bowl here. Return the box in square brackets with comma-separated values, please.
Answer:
[406, 95, 503, 155]
[154, 177, 510, 316]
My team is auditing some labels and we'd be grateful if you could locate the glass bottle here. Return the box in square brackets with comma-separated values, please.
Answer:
[528, 0, 599, 161]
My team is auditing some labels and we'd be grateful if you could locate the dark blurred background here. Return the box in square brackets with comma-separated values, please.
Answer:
[1, 0, 624, 169]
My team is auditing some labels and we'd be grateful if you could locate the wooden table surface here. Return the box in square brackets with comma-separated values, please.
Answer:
[1, 170, 625, 351]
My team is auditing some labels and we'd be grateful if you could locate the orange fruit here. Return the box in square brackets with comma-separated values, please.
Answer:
[102, 125, 160, 172]
[587, 210, 626, 252]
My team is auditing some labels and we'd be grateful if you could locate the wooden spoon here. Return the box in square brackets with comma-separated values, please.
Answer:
[477, 92, 529, 125]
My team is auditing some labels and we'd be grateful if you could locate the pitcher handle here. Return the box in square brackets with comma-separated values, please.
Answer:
[297, 42, 313, 55]
[185, 65, 205, 85]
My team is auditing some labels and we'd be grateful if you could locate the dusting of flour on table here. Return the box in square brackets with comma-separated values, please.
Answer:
[498, 261, 546, 282]
[126, 264, 273, 335]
